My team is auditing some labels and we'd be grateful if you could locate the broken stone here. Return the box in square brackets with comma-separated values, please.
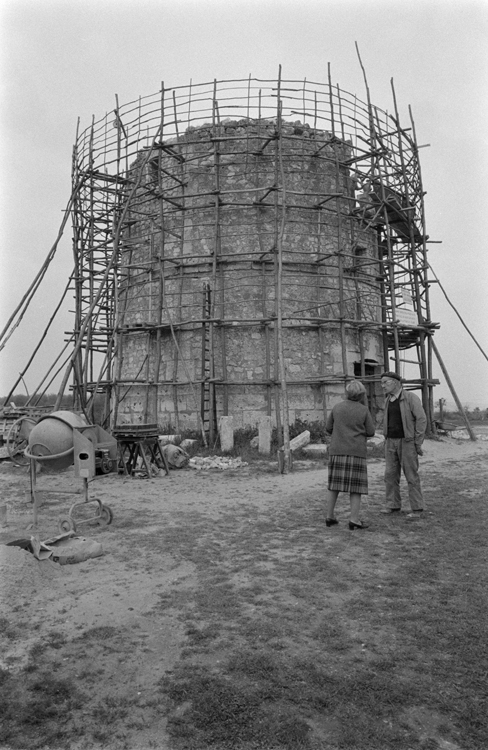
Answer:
[301, 443, 327, 457]
[289, 430, 311, 452]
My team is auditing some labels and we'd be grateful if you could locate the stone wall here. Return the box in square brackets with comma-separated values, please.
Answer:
[116, 119, 384, 430]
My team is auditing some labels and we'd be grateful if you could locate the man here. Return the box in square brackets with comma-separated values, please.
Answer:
[380, 371, 427, 519]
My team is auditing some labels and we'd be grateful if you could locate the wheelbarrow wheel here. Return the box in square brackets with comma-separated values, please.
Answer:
[6, 417, 37, 466]
[58, 515, 77, 534]
[98, 504, 113, 526]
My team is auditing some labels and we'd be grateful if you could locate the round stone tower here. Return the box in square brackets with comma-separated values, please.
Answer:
[116, 117, 384, 431]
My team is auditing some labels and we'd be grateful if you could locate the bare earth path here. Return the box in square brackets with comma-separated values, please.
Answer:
[1, 433, 487, 750]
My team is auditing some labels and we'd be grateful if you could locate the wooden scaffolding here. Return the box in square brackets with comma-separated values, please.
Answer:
[69, 69, 440, 440]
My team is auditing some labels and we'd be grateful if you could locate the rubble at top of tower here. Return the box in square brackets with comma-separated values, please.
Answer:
[183, 117, 334, 142]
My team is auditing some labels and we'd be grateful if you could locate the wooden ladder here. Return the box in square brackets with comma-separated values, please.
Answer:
[200, 283, 217, 443]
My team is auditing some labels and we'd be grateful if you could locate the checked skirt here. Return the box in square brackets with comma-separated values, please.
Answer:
[328, 454, 369, 494]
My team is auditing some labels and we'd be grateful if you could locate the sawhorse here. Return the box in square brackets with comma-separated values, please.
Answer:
[114, 425, 170, 477]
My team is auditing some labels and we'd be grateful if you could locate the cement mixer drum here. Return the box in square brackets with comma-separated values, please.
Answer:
[26, 411, 88, 472]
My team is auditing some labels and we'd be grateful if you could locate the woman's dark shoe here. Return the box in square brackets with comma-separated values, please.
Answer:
[348, 520, 369, 530]
[325, 517, 339, 527]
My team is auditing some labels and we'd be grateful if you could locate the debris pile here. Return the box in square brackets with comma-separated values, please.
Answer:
[188, 456, 248, 471]
[0, 542, 68, 613]
[450, 430, 470, 440]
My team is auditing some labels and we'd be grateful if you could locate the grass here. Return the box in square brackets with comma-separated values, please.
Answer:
[154, 466, 488, 749]
[0, 623, 160, 750]
[160, 653, 423, 749]
[0, 668, 84, 749]
[1, 438, 487, 749]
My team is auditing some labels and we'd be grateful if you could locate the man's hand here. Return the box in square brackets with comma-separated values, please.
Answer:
[416, 445, 424, 456]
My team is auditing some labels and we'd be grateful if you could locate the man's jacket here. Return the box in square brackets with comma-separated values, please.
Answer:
[382, 389, 427, 447]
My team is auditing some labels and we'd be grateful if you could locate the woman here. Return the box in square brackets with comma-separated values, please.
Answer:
[325, 380, 375, 530]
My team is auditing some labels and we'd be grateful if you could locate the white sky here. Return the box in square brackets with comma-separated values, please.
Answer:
[0, 0, 487, 408]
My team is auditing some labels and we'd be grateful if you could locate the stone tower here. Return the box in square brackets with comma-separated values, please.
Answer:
[115, 117, 384, 431]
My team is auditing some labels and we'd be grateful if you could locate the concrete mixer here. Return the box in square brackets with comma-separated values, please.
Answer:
[25, 411, 116, 532]
[26, 411, 87, 471]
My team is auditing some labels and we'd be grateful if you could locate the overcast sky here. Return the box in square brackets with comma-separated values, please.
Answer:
[1, 0, 487, 408]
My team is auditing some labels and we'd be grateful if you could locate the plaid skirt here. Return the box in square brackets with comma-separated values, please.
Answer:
[328, 455, 368, 494]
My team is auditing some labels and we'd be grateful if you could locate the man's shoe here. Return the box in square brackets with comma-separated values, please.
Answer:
[380, 508, 401, 514]
[406, 511, 423, 520]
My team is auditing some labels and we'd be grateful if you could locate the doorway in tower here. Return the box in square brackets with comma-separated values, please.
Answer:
[353, 360, 381, 417]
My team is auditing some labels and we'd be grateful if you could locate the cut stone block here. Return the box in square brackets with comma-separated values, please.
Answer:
[302, 443, 327, 457]
[367, 435, 384, 445]
[180, 438, 198, 451]
[289, 430, 311, 452]
[159, 435, 181, 445]
[219, 416, 234, 453]
[258, 416, 272, 455]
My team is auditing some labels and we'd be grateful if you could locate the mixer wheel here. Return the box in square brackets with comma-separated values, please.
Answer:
[58, 515, 77, 534]
[100, 457, 114, 474]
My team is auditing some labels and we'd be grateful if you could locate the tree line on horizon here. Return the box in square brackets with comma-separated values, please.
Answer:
[1, 393, 487, 423]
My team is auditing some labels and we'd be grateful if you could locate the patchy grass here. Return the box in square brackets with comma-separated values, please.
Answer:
[0, 616, 25, 640]
[156, 467, 488, 750]
[1, 444, 487, 749]
[0, 622, 161, 750]
[0, 667, 84, 749]
[160, 653, 424, 749]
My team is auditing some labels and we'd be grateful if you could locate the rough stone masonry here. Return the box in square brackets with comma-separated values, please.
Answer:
[116, 118, 384, 431]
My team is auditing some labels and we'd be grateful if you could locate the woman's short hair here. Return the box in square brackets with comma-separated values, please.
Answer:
[346, 380, 367, 402]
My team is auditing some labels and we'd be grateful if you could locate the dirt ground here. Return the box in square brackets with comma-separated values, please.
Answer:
[1, 429, 488, 749]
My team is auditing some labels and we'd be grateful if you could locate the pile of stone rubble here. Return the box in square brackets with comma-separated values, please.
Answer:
[188, 456, 248, 471]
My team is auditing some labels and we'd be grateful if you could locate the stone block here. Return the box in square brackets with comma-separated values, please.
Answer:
[258, 416, 272, 455]
[159, 435, 181, 445]
[289, 430, 311, 451]
[219, 416, 234, 453]
[302, 443, 328, 458]
[367, 435, 384, 446]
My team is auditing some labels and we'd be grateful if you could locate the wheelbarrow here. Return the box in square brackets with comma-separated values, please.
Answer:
[434, 420, 467, 435]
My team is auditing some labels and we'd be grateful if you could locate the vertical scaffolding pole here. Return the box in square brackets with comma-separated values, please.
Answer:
[276, 68, 291, 471]
[390, 80, 431, 427]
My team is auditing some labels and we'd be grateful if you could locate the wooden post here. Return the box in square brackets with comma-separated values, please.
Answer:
[275, 70, 292, 472]
[431, 338, 476, 441]
[439, 398, 445, 422]
[30, 459, 39, 530]
[152, 83, 166, 429]
[390, 81, 431, 426]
